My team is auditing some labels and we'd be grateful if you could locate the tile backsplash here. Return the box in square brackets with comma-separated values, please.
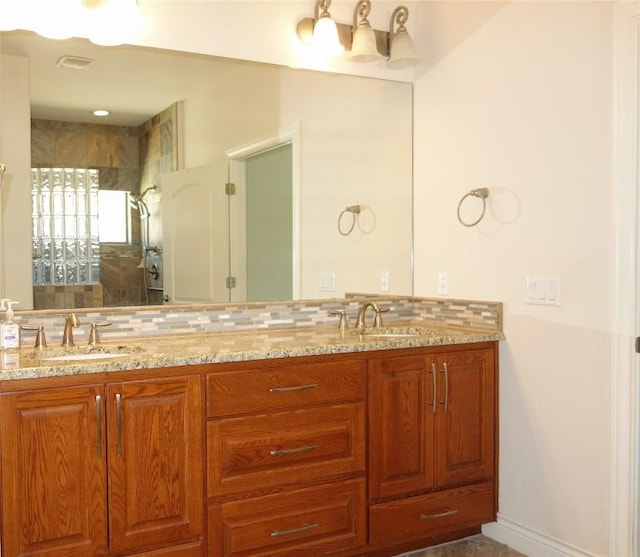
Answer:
[11, 296, 502, 346]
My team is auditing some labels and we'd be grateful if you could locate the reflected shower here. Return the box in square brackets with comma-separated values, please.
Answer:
[129, 185, 156, 219]
[129, 185, 161, 304]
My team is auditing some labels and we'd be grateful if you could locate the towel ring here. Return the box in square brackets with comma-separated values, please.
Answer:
[457, 187, 490, 227]
[338, 205, 361, 236]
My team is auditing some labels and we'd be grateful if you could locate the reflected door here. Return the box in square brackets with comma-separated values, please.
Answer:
[245, 144, 293, 301]
[162, 162, 230, 304]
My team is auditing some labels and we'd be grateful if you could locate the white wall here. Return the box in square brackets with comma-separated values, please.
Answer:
[413, 2, 614, 555]
[0, 54, 33, 309]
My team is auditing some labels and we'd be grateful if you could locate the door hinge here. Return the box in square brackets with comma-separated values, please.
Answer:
[226, 276, 236, 289]
[225, 183, 236, 195]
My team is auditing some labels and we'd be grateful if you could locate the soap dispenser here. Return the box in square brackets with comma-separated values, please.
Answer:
[1, 300, 20, 350]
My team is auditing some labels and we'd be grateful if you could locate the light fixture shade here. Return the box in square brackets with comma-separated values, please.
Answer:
[349, 24, 381, 62]
[31, 0, 79, 40]
[312, 14, 344, 55]
[83, 0, 141, 46]
[387, 30, 420, 69]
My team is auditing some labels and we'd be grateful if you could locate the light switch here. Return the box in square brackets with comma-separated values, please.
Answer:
[526, 276, 561, 306]
[319, 272, 336, 292]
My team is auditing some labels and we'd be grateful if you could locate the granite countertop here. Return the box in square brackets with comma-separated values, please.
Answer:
[0, 323, 505, 381]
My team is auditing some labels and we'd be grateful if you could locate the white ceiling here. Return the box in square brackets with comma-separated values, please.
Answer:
[0, 30, 245, 126]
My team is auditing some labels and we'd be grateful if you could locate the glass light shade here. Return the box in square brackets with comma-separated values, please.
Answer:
[84, 0, 141, 46]
[0, 0, 29, 31]
[31, 0, 80, 40]
[349, 24, 381, 62]
[387, 31, 420, 69]
[312, 15, 344, 55]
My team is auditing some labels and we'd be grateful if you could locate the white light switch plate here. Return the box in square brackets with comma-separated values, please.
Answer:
[319, 272, 336, 292]
[526, 276, 561, 306]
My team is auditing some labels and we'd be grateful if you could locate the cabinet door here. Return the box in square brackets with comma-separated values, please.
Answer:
[368, 354, 435, 500]
[107, 375, 203, 553]
[434, 348, 496, 487]
[0, 385, 108, 557]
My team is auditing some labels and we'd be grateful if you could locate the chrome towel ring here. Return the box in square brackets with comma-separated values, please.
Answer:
[457, 187, 490, 227]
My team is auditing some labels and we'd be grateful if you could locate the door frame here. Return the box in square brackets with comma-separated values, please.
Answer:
[225, 123, 301, 301]
[611, 3, 639, 555]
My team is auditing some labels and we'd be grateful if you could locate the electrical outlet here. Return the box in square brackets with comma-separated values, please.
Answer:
[380, 271, 390, 292]
[438, 272, 450, 296]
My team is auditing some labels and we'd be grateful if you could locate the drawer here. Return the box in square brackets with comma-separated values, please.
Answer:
[369, 481, 495, 546]
[135, 540, 203, 556]
[208, 403, 364, 497]
[208, 479, 365, 557]
[206, 359, 365, 417]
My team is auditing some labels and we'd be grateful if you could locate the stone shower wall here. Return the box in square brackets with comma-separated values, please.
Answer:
[30, 108, 177, 309]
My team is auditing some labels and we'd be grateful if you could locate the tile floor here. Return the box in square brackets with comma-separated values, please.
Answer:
[396, 535, 527, 556]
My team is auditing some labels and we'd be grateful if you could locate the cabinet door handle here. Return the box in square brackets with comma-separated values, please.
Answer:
[269, 383, 317, 393]
[95, 395, 102, 459]
[270, 444, 318, 457]
[429, 363, 437, 413]
[439, 362, 449, 412]
[115, 393, 122, 456]
[270, 523, 319, 538]
[419, 508, 458, 520]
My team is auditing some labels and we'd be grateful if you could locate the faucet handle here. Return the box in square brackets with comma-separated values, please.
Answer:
[21, 324, 47, 348]
[373, 307, 390, 328]
[329, 310, 349, 333]
[88, 321, 112, 346]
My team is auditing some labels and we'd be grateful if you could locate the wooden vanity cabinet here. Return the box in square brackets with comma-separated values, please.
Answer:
[0, 374, 203, 557]
[0, 340, 498, 557]
[367, 343, 497, 548]
[206, 357, 367, 557]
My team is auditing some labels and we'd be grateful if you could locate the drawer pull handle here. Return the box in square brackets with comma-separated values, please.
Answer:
[419, 508, 458, 520]
[271, 523, 319, 538]
[269, 383, 318, 393]
[270, 444, 318, 457]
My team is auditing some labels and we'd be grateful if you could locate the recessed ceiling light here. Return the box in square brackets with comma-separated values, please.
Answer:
[93, 109, 110, 117]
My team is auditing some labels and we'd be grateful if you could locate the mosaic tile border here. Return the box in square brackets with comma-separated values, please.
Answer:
[11, 296, 502, 346]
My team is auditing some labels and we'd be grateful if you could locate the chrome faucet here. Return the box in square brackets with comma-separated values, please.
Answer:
[355, 301, 382, 332]
[61, 313, 79, 347]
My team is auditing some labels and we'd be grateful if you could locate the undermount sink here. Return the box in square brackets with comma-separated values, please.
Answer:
[42, 352, 132, 362]
[27, 344, 144, 362]
[361, 326, 440, 338]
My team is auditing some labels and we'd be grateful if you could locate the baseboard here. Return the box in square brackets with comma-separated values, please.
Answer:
[482, 515, 600, 557]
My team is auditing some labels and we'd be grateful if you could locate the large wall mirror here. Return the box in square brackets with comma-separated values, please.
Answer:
[0, 30, 413, 311]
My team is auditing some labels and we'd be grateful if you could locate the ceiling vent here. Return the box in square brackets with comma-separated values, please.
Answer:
[56, 56, 94, 71]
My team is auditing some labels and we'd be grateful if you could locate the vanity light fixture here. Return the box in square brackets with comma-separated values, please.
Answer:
[387, 6, 420, 69]
[297, 1, 420, 68]
[310, 0, 344, 55]
[349, 0, 382, 62]
[0, 0, 141, 46]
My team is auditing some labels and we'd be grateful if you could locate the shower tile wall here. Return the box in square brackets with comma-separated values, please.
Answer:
[31, 120, 142, 309]
[30, 111, 178, 309]
[137, 102, 178, 251]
